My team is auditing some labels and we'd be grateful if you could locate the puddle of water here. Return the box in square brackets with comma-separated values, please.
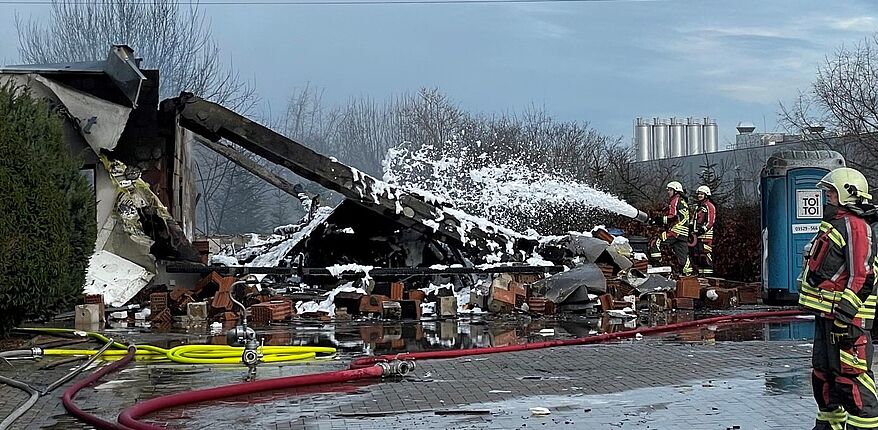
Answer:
[86, 312, 818, 360]
[252, 316, 815, 358]
[323, 376, 814, 429]
[156, 375, 812, 430]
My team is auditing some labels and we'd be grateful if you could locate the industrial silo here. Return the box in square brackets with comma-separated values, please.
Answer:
[669, 117, 685, 158]
[634, 118, 652, 161]
[686, 117, 703, 155]
[703, 117, 718, 153]
[652, 118, 668, 159]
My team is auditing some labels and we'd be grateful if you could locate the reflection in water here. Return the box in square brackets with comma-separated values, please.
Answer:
[141, 313, 816, 359]
[763, 320, 815, 341]
[765, 371, 811, 396]
[104, 311, 817, 360]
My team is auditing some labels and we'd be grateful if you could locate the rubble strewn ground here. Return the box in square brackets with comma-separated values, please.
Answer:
[110, 224, 755, 330]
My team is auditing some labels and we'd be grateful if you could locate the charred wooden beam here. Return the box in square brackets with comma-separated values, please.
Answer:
[194, 136, 301, 199]
[163, 93, 534, 260]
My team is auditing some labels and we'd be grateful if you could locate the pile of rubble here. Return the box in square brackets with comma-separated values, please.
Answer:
[72, 224, 758, 329]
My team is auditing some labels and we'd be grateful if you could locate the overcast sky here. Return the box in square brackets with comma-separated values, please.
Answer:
[1, 0, 876, 147]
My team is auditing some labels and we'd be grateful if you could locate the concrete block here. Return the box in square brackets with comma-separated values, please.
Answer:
[84, 294, 106, 322]
[470, 290, 487, 309]
[187, 301, 208, 321]
[75, 304, 102, 327]
[439, 296, 458, 317]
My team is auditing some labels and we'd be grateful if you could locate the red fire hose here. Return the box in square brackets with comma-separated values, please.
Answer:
[64, 309, 806, 429]
[118, 365, 386, 430]
[62, 346, 137, 430]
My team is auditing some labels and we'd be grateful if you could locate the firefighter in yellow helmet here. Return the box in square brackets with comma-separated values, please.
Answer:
[647, 181, 693, 275]
[798, 167, 878, 430]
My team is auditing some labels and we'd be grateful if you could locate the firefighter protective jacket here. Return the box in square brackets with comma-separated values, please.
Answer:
[692, 199, 716, 240]
[798, 205, 878, 329]
[663, 193, 690, 237]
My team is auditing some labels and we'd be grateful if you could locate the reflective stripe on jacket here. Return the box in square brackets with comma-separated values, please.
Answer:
[663, 193, 690, 237]
[798, 206, 878, 329]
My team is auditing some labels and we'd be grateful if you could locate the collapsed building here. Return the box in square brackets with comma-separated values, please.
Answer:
[1, 46, 751, 328]
[0, 45, 200, 308]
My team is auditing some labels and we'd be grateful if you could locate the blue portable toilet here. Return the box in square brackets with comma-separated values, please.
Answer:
[761, 150, 845, 304]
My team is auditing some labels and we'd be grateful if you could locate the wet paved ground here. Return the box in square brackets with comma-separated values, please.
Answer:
[0, 312, 823, 429]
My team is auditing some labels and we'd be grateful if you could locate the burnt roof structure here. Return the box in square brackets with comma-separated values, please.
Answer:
[162, 93, 538, 264]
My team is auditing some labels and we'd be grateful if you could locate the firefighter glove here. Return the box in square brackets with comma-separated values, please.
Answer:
[650, 215, 663, 226]
[831, 320, 851, 345]
[696, 227, 706, 236]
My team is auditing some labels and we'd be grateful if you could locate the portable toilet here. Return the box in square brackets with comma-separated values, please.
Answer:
[760, 150, 845, 304]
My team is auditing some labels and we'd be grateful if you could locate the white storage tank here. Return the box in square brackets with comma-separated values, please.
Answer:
[703, 117, 718, 153]
[686, 117, 703, 155]
[652, 118, 669, 160]
[669, 117, 685, 158]
[634, 118, 652, 161]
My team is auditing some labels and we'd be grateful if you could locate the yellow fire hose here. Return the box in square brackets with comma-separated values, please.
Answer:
[17, 328, 336, 365]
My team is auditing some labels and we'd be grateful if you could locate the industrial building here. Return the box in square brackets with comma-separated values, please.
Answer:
[632, 119, 855, 203]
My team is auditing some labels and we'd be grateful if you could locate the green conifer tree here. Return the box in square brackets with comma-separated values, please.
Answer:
[0, 83, 96, 334]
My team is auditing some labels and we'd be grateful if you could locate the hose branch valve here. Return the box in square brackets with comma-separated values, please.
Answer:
[226, 279, 262, 379]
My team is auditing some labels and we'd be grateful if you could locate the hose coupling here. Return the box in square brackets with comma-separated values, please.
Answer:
[30, 347, 43, 358]
[377, 359, 416, 377]
[242, 348, 260, 366]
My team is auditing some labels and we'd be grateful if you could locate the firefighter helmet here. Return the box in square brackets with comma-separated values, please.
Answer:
[696, 185, 712, 196]
[817, 167, 872, 205]
[666, 181, 683, 193]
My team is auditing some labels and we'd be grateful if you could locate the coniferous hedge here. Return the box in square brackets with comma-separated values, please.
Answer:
[0, 83, 96, 335]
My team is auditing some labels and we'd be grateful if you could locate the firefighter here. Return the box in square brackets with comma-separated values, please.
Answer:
[691, 185, 716, 276]
[648, 181, 692, 275]
[798, 167, 878, 430]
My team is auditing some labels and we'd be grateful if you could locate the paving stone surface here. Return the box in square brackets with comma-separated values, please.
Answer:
[0, 337, 821, 429]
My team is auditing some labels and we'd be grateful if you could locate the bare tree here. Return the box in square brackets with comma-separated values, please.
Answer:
[284, 83, 338, 143]
[396, 88, 468, 155]
[16, 0, 255, 110]
[779, 36, 878, 181]
[16, 0, 266, 235]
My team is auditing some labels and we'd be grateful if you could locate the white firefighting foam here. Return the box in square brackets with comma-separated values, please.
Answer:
[382, 141, 638, 232]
